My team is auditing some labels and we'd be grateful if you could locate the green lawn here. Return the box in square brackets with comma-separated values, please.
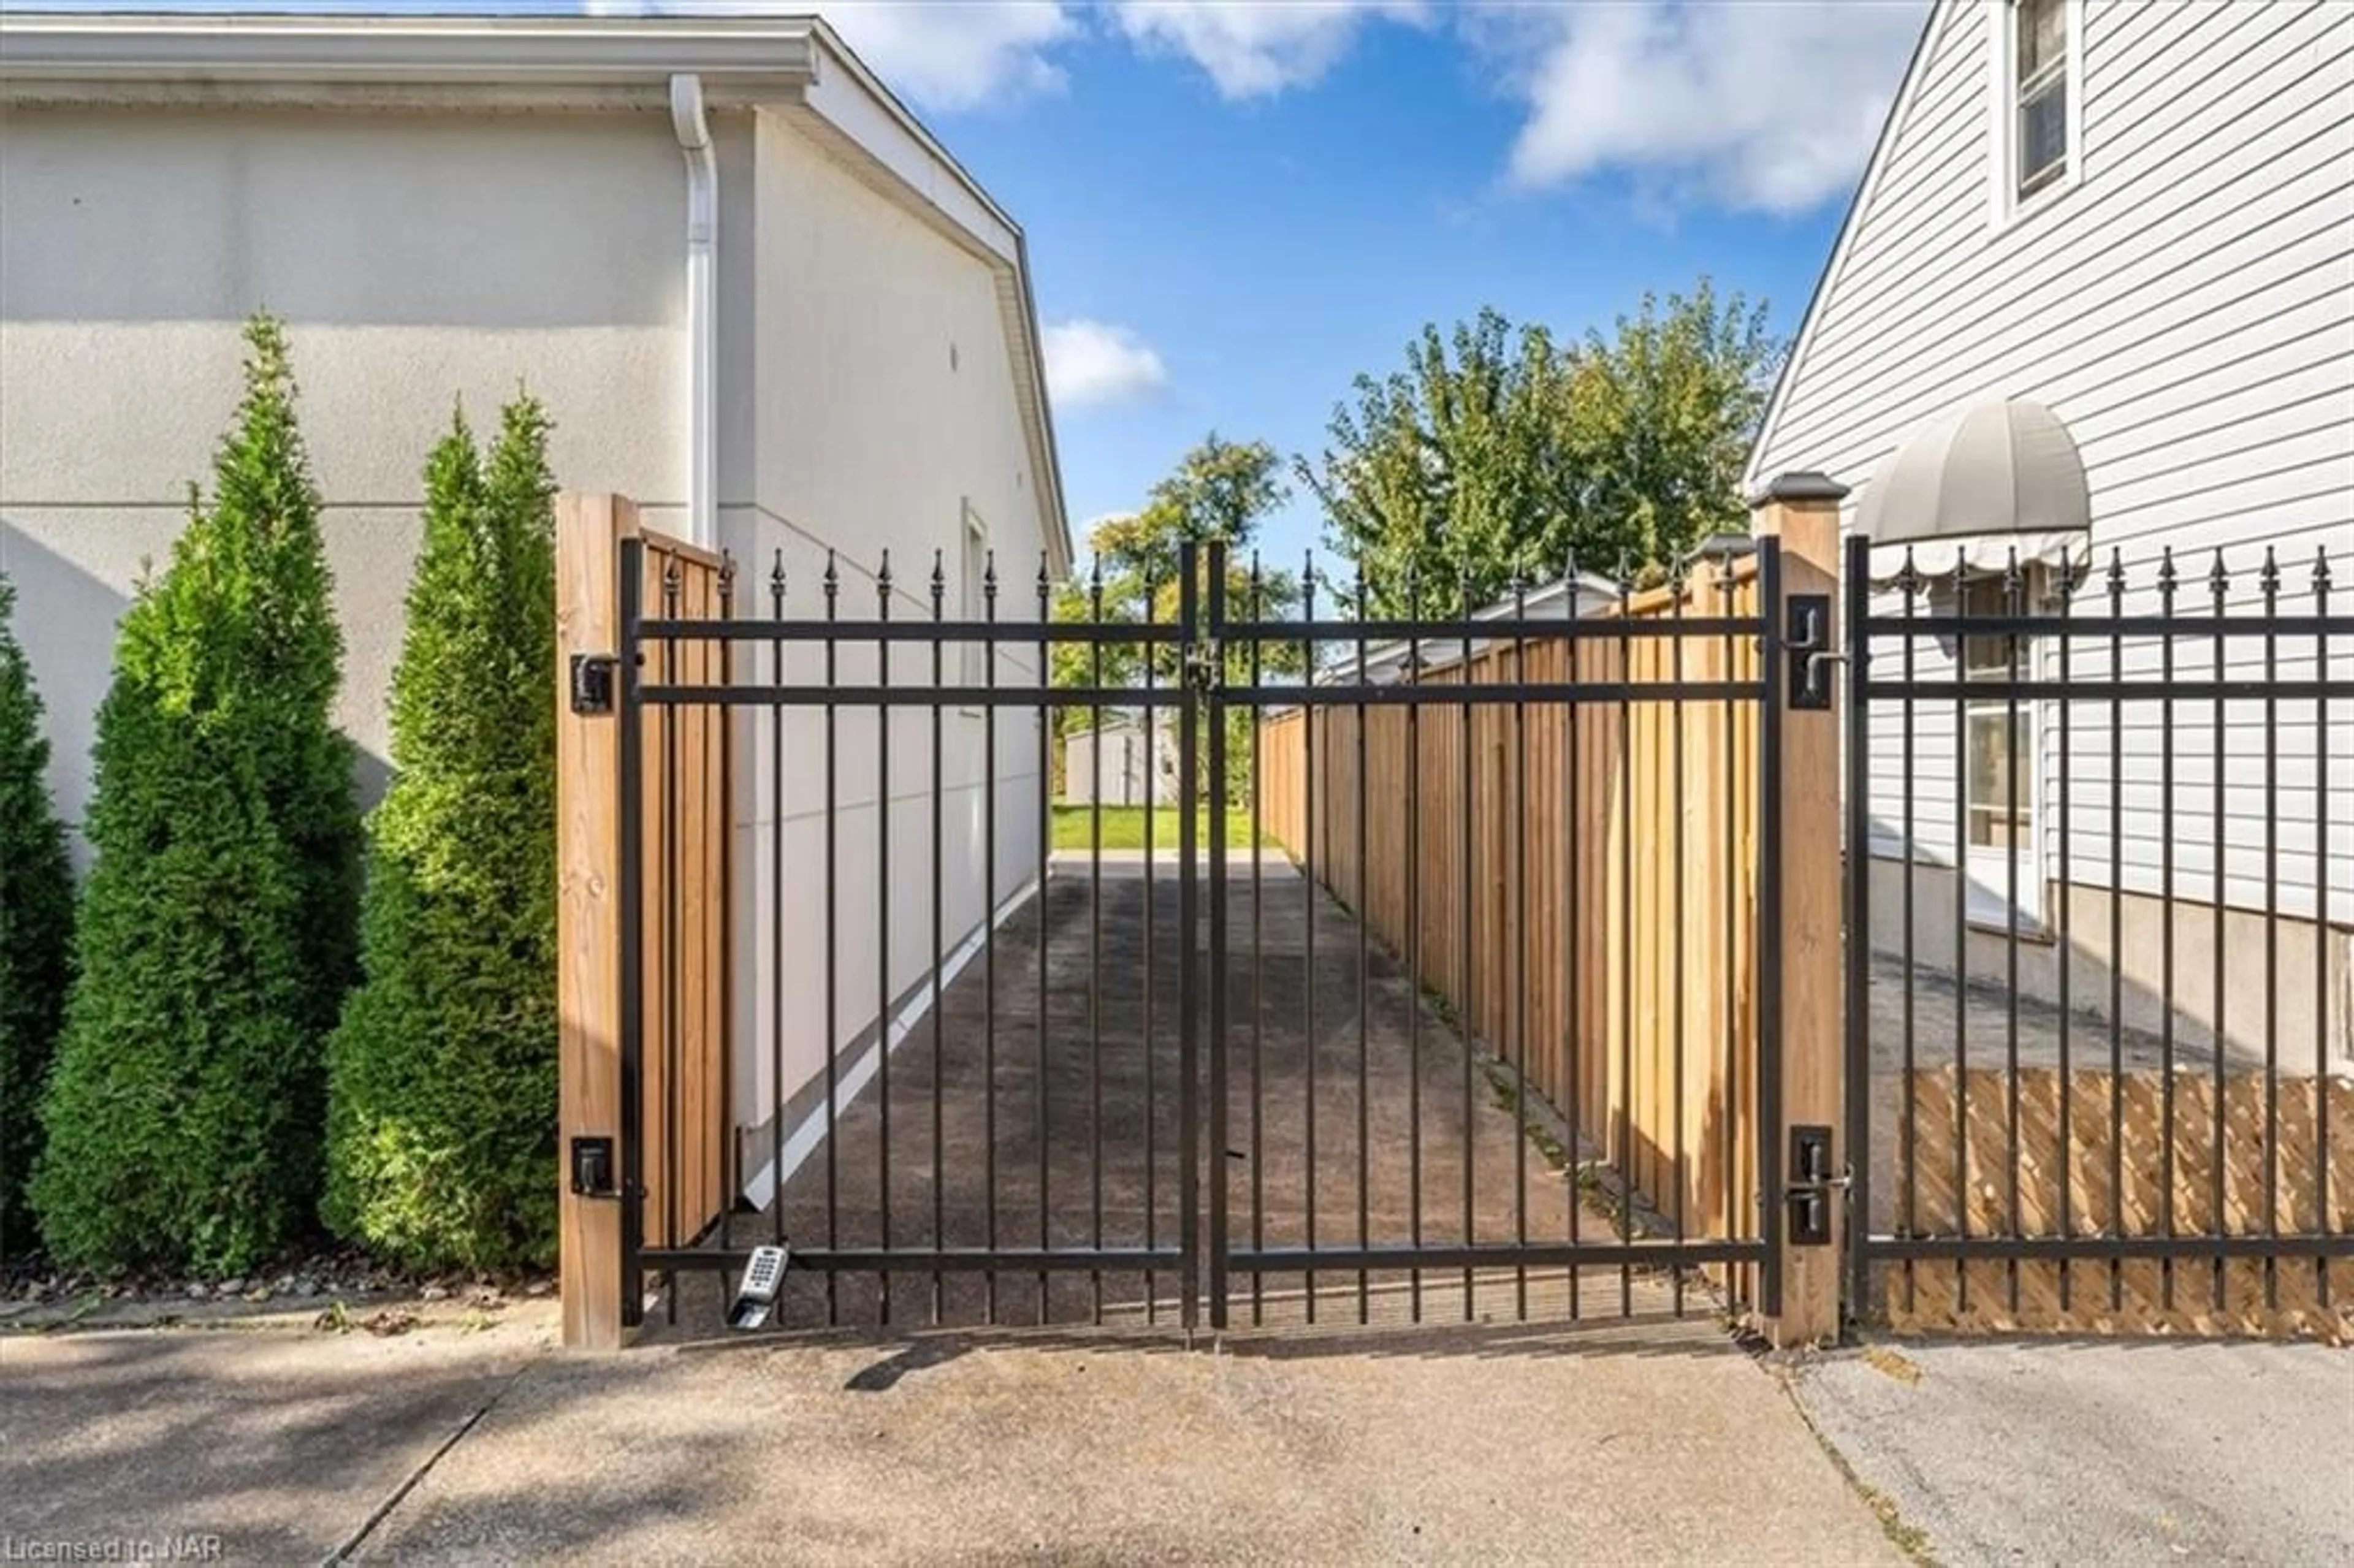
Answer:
[1051, 804, 1271, 851]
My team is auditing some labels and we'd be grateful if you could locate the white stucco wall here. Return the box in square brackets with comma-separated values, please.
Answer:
[0, 92, 1061, 1173]
[0, 102, 690, 834]
[728, 108, 1049, 1149]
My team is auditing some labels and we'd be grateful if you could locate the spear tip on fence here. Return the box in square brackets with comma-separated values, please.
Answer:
[1895, 544, 1921, 597]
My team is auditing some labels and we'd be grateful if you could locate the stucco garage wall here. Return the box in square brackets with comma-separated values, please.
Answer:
[0, 102, 690, 842]
[728, 107, 1049, 1150]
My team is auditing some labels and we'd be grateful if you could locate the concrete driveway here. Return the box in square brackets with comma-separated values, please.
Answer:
[750, 851, 1696, 1334]
[2, 1311, 1900, 1566]
[10, 1272, 2351, 1566]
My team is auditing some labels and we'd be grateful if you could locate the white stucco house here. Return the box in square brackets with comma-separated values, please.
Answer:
[1747, 0, 2352, 1058]
[0, 13, 1069, 1159]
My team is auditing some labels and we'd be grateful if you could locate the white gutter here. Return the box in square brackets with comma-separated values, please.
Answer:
[669, 72, 718, 552]
[0, 14, 820, 94]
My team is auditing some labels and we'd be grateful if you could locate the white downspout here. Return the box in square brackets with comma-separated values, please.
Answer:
[669, 72, 717, 551]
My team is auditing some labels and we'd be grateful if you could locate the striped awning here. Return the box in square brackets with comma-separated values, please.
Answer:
[1854, 399, 2090, 582]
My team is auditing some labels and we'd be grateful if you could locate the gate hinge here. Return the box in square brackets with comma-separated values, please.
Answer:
[1786, 1124, 1849, 1246]
[570, 653, 617, 715]
[1184, 638, 1225, 693]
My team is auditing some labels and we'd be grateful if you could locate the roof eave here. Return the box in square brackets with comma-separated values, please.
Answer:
[0, 13, 821, 96]
[0, 10, 1073, 574]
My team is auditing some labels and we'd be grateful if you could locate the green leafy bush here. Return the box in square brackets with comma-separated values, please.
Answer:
[0, 574, 75, 1262]
[31, 315, 359, 1274]
[324, 396, 558, 1271]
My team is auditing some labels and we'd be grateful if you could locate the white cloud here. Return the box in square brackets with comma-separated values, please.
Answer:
[584, 2, 1081, 112]
[823, 1, 1081, 110]
[1495, 1, 1928, 215]
[1109, 1, 1430, 99]
[1043, 319, 1170, 409]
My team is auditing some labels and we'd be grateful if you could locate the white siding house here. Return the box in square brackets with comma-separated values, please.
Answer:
[0, 15, 1070, 1165]
[1747, 0, 2353, 1061]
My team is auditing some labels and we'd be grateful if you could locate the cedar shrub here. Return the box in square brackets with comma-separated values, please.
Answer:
[324, 395, 558, 1271]
[30, 315, 359, 1274]
[0, 574, 75, 1263]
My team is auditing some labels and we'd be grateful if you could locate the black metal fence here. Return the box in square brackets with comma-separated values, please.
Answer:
[1842, 534, 2353, 1330]
[615, 535, 1795, 1333]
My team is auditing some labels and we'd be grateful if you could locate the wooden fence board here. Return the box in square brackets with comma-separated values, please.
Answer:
[557, 498, 735, 1349]
[1256, 567, 1765, 1261]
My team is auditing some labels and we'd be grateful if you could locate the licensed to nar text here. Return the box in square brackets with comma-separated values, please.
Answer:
[1, 1538, 225, 1563]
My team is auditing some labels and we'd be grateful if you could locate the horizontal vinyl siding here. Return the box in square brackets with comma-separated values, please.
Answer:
[1759, 0, 2354, 926]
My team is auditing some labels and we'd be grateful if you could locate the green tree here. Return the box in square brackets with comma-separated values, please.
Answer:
[324, 396, 559, 1271]
[1051, 434, 1300, 805]
[1298, 307, 1575, 614]
[0, 574, 75, 1262]
[1566, 278, 1777, 574]
[223, 319, 365, 1037]
[1301, 281, 1780, 613]
[32, 314, 357, 1274]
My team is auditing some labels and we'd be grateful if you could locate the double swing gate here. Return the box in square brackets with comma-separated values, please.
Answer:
[603, 527, 1811, 1335]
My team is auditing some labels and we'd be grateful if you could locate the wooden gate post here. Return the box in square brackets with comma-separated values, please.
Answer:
[557, 492, 638, 1350]
[1753, 471, 1849, 1348]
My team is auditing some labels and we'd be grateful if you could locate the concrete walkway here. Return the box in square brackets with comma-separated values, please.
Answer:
[1, 1319, 547, 1563]
[1789, 1336, 2354, 1566]
[2, 1312, 1900, 1565]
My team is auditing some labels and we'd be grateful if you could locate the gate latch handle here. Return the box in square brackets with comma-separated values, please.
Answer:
[1785, 596, 1845, 711]
[1184, 638, 1224, 693]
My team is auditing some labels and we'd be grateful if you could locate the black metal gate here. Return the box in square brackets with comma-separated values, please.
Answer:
[615, 534, 1792, 1334]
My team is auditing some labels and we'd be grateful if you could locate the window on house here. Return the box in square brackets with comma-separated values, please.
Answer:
[960, 502, 989, 692]
[1959, 574, 2030, 854]
[2014, 0, 2069, 198]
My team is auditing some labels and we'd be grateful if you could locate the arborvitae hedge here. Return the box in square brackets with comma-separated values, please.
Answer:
[0, 574, 75, 1263]
[31, 316, 358, 1275]
[211, 321, 364, 1036]
[324, 396, 558, 1271]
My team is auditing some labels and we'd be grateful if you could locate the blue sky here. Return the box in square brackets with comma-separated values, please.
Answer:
[816, 1, 1930, 570]
[10, 1, 1930, 568]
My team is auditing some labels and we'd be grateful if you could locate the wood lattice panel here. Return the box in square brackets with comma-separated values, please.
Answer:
[1885, 1065, 2354, 1341]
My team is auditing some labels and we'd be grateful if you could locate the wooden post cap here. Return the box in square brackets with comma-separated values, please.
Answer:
[1748, 471, 1850, 508]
